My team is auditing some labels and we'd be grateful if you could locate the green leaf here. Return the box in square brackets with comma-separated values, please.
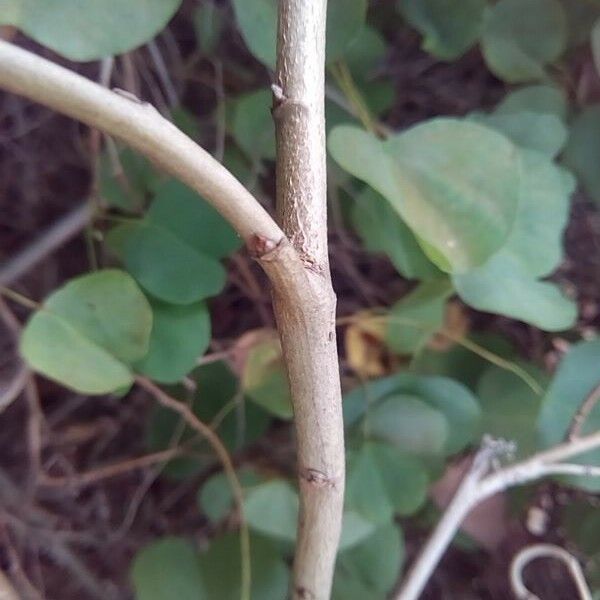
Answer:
[2, 0, 181, 61]
[21, 311, 133, 395]
[495, 85, 567, 119]
[399, 0, 487, 60]
[326, 0, 368, 62]
[198, 468, 263, 524]
[198, 533, 289, 600]
[344, 26, 387, 79]
[454, 255, 576, 331]
[345, 373, 481, 455]
[132, 537, 206, 600]
[132, 534, 289, 600]
[470, 111, 567, 157]
[193, 2, 223, 55]
[20, 270, 151, 394]
[333, 525, 404, 600]
[244, 480, 298, 542]
[230, 89, 276, 162]
[242, 336, 293, 419]
[99, 148, 158, 211]
[329, 119, 521, 272]
[367, 394, 448, 455]
[453, 150, 577, 331]
[346, 442, 428, 522]
[350, 187, 441, 280]
[123, 223, 226, 305]
[387, 280, 453, 354]
[232, 0, 366, 68]
[477, 365, 547, 458]
[231, 0, 278, 68]
[134, 300, 211, 384]
[537, 339, 600, 491]
[147, 180, 241, 259]
[563, 105, 600, 205]
[481, 0, 567, 83]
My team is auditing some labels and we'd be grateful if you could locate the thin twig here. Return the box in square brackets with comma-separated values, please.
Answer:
[396, 431, 600, 600]
[147, 40, 178, 109]
[510, 544, 592, 600]
[567, 381, 600, 440]
[135, 376, 251, 600]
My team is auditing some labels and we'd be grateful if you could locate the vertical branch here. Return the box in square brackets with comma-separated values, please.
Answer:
[267, 1, 346, 598]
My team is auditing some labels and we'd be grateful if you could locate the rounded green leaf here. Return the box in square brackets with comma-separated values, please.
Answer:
[346, 442, 428, 522]
[367, 394, 448, 455]
[244, 480, 298, 542]
[329, 120, 521, 272]
[537, 340, 600, 491]
[147, 180, 241, 259]
[20, 270, 151, 394]
[563, 105, 600, 205]
[333, 525, 404, 600]
[132, 537, 206, 600]
[453, 149, 576, 330]
[199, 533, 289, 600]
[326, 0, 368, 62]
[124, 223, 226, 304]
[44, 269, 152, 364]
[3, 0, 182, 61]
[134, 300, 211, 384]
[481, 0, 567, 83]
[21, 311, 133, 395]
[399, 0, 487, 60]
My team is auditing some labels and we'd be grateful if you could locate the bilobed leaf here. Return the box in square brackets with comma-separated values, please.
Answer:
[344, 26, 387, 79]
[346, 442, 428, 522]
[399, 0, 487, 60]
[333, 525, 404, 600]
[123, 223, 226, 304]
[538, 340, 600, 491]
[132, 537, 206, 600]
[134, 300, 211, 384]
[345, 372, 481, 455]
[453, 150, 576, 331]
[350, 187, 441, 280]
[230, 89, 276, 162]
[329, 120, 520, 272]
[367, 394, 448, 455]
[387, 280, 453, 354]
[563, 105, 600, 205]
[481, 0, 567, 83]
[20, 270, 151, 395]
[1, 0, 181, 61]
